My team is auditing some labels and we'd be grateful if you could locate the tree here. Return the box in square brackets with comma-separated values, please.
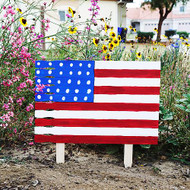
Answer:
[141, 0, 189, 41]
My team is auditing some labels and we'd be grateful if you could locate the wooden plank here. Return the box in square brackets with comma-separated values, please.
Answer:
[56, 143, 65, 163]
[124, 144, 133, 168]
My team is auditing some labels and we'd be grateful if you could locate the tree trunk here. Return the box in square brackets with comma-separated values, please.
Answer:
[157, 16, 164, 42]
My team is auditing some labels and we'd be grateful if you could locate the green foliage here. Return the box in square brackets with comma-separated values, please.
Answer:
[136, 31, 154, 43]
[177, 31, 189, 39]
[165, 30, 176, 39]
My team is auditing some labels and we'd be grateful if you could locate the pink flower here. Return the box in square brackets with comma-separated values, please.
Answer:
[19, 82, 27, 89]
[36, 84, 45, 92]
[1, 114, 11, 122]
[26, 78, 33, 86]
[14, 128, 17, 134]
[41, 55, 46, 60]
[188, 74, 190, 79]
[29, 116, 34, 123]
[29, 142, 34, 145]
[26, 103, 34, 112]
[8, 111, 14, 117]
[9, 96, 13, 103]
[3, 103, 9, 110]
[66, 14, 72, 18]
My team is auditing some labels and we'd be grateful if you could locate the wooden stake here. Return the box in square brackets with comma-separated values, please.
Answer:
[56, 143, 65, 163]
[124, 144, 133, 168]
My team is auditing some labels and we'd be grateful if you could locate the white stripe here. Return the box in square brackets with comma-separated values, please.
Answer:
[95, 61, 161, 70]
[35, 110, 159, 120]
[35, 127, 158, 137]
[94, 95, 159, 103]
[94, 78, 160, 87]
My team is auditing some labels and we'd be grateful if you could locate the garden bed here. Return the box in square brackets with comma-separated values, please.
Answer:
[0, 144, 190, 190]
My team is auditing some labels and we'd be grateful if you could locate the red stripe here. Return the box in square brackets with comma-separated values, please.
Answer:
[35, 102, 159, 111]
[35, 135, 158, 144]
[35, 119, 158, 128]
[94, 86, 160, 95]
[95, 69, 160, 78]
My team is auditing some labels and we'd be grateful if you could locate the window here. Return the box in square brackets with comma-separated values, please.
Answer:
[59, 10, 66, 21]
[180, 6, 184, 12]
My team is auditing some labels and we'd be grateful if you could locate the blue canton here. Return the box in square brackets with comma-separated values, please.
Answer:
[35, 60, 94, 102]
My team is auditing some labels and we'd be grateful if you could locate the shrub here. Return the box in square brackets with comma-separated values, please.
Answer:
[0, 0, 54, 144]
[177, 31, 189, 39]
[136, 31, 154, 43]
[165, 30, 176, 39]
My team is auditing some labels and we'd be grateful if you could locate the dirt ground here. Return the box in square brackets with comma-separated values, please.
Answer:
[0, 143, 190, 190]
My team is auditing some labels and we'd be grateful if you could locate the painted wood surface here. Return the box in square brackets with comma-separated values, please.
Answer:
[34, 60, 161, 145]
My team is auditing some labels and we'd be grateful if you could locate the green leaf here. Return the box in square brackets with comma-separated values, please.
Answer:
[159, 125, 168, 132]
[175, 104, 186, 111]
[162, 112, 173, 120]
[140, 145, 151, 149]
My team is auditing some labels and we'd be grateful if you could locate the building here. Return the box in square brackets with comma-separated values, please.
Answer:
[126, 2, 190, 34]
[15, 0, 133, 36]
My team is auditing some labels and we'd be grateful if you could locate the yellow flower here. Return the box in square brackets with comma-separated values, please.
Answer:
[19, 17, 27, 27]
[112, 37, 119, 47]
[110, 31, 116, 38]
[184, 42, 190, 46]
[16, 8, 22, 14]
[105, 53, 111, 61]
[153, 41, 157, 45]
[136, 52, 142, 59]
[162, 35, 167, 38]
[51, 37, 55, 41]
[153, 47, 157, 51]
[100, 18, 105, 22]
[108, 42, 114, 51]
[118, 35, 121, 42]
[154, 28, 158, 33]
[129, 25, 133, 30]
[105, 23, 108, 33]
[133, 28, 136, 32]
[111, 27, 114, 31]
[135, 36, 138, 40]
[68, 26, 77, 34]
[68, 7, 75, 18]
[102, 45, 107, 53]
[93, 38, 99, 47]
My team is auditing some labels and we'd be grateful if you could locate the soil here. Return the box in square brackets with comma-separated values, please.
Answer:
[0, 143, 190, 190]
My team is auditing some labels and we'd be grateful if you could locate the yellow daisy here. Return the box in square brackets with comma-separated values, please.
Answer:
[102, 45, 107, 53]
[108, 42, 114, 51]
[118, 35, 121, 42]
[16, 8, 22, 14]
[105, 23, 108, 33]
[136, 52, 142, 59]
[110, 31, 116, 38]
[133, 28, 136, 32]
[93, 38, 99, 47]
[112, 37, 119, 47]
[154, 28, 158, 33]
[129, 25, 133, 30]
[153, 47, 157, 51]
[105, 53, 111, 61]
[68, 26, 77, 34]
[68, 7, 75, 18]
[19, 17, 27, 27]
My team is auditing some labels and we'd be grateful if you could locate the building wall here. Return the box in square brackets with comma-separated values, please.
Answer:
[126, 1, 190, 34]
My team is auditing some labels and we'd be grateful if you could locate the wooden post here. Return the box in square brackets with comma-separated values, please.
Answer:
[124, 144, 133, 168]
[40, 6, 45, 51]
[56, 143, 65, 163]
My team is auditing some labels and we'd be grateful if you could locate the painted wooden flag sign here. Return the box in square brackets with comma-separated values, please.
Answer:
[34, 60, 161, 144]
